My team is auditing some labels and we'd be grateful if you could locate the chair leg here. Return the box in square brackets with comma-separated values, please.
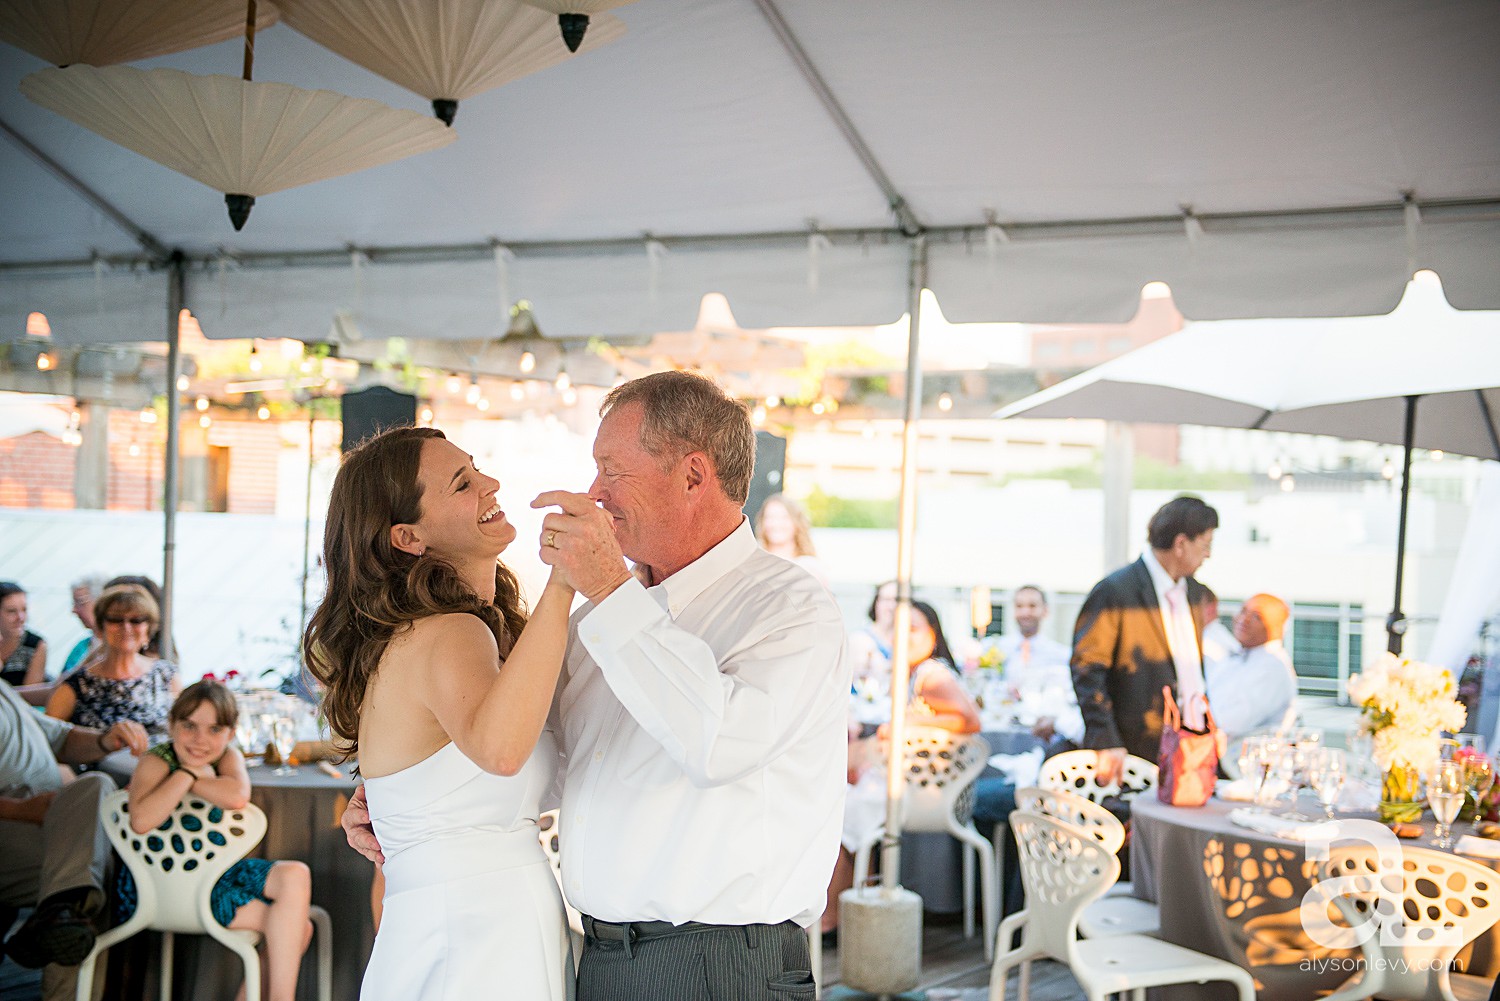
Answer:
[1019, 958, 1031, 1001]
[158, 931, 174, 1001]
[223, 934, 263, 1001]
[963, 841, 976, 939]
[978, 828, 998, 961]
[73, 947, 100, 1001]
[309, 904, 333, 1001]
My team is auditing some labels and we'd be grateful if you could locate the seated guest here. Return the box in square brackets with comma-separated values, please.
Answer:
[754, 492, 832, 591]
[1206, 592, 1297, 746]
[826, 600, 979, 935]
[995, 585, 1082, 747]
[1194, 585, 1240, 666]
[0, 678, 147, 997]
[103, 575, 173, 660]
[848, 581, 896, 688]
[0, 581, 47, 688]
[61, 574, 109, 677]
[46, 585, 179, 742]
[124, 681, 312, 1001]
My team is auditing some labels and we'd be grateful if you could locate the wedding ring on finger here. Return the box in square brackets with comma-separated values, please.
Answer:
[545, 529, 558, 548]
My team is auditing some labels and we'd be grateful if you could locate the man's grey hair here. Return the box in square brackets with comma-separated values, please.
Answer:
[600, 371, 756, 504]
[70, 573, 110, 599]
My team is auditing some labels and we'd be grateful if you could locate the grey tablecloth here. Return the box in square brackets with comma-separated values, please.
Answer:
[145, 763, 374, 1001]
[901, 727, 1040, 913]
[1131, 795, 1500, 1001]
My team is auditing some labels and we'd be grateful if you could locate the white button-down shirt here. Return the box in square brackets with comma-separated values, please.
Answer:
[995, 631, 1083, 742]
[557, 519, 849, 927]
[1205, 639, 1297, 744]
[1140, 549, 1206, 725]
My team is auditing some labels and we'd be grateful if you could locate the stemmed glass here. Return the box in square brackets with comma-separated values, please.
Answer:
[1459, 740, 1494, 833]
[1240, 735, 1279, 810]
[1426, 760, 1466, 849]
[1307, 748, 1346, 820]
[271, 715, 299, 776]
[235, 711, 264, 764]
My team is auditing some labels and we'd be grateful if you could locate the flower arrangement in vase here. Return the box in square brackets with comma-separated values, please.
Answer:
[1346, 653, 1467, 824]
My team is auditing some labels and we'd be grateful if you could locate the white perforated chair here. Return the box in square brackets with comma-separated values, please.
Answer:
[990, 810, 1254, 1001]
[1037, 749, 1158, 899]
[78, 790, 331, 1001]
[1013, 786, 1160, 939]
[851, 728, 998, 958]
[538, 809, 587, 970]
[1313, 844, 1500, 1001]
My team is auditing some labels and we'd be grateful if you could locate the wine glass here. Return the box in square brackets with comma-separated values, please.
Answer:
[271, 715, 299, 776]
[1426, 760, 1466, 849]
[1463, 752, 1495, 833]
[235, 711, 264, 764]
[1241, 736, 1279, 810]
[1307, 748, 1346, 820]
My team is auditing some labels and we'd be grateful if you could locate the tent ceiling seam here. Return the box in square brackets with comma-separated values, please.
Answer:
[0, 116, 170, 263]
[750, 0, 923, 237]
[2, 195, 1496, 273]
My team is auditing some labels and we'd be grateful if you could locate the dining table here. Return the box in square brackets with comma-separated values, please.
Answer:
[1130, 794, 1500, 1001]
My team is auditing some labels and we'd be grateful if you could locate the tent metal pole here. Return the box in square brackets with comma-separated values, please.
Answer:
[880, 234, 927, 888]
[161, 252, 185, 662]
[1387, 395, 1418, 655]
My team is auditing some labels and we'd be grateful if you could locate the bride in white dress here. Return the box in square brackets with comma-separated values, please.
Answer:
[304, 427, 575, 1001]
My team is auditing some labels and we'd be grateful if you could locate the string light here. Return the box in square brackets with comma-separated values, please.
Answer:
[257, 405, 271, 421]
[1431, 450, 1445, 462]
[446, 374, 463, 395]
[562, 387, 578, 407]
[752, 405, 767, 426]
[195, 397, 209, 412]
[476, 397, 491, 412]
[128, 443, 141, 457]
[510, 382, 525, 402]
[248, 344, 262, 373]
[1267, 460, 1283, 480]
[766, 395, 781, 408]
[1279, 474, 1295, 492]
[466, 379, 482, 405]
[35, 352, 54, 371]
[1381, 457, 1396, 480]
[519, 351, 537, 374]
[810, 401, 825, 415]
[176, 374, 190, 392]
[937, 392, 954, 412]
[198, 414, 212, 429]
[554, 369, 571, 393]
[419, 407, 434, 424]
[139, 407, 157, 425]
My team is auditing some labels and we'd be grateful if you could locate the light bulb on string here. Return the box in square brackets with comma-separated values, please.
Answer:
[128, 443, 141, 458]
[810, 401, 825, 415]
[1267, 460, 1283, 481]
[36, 352, 54, 371]
[419, 407, 434, 425]
[752, 405, 767, 426]
[1280, 474, 1295, 493]
[248, 345, 262, 373]
[519, 351, 536, 375]
[195, 397, 209, 412]
[446, 374, 463, 395]
[198, 414, 212, 429]
[466, 379, 482, 405]
[257, 405, 271, 421]
[139, 407, 157, 425]
[476, 397, 491, 412]
[766, 395, 781, 408]
[1381, 457, 1396, 480]
[176, 374, 190, 392]
[510, 382, 525, 402]
[1431, 450, 1445, 462]
[554, 369, 571, 393]
[937, 392, 954, 412]
[562, 387, 578, 407]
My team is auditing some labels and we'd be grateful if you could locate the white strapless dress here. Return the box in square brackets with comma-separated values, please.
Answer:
[360, 731, 571, 1001]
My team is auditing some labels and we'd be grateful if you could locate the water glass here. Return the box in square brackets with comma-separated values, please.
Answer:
[1307, 748, 1346, 819]
[271, 715, 299, 776]
[1240, 735, 1280, 810]
[1463, 752, 1495, 831]
[1426, 760, 1465, 849]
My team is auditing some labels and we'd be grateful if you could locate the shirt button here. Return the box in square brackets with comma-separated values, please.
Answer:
[594, 751, 603, 761]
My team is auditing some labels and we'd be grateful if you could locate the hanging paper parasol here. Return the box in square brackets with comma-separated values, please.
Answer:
[0, 0, 279, 67]
[276, 0, 626, 125]
[513, 0, 638, 53]
[20, 64, 456, 230]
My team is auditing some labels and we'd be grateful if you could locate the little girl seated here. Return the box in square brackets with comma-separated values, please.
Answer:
[124, 680, 312, 1001]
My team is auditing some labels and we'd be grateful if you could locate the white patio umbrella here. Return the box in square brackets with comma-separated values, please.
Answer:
[997, 273, 1500, 653]
[19, 64, 456, 229]
[275, 0, 626, 125]
[0, 0, 278, 67]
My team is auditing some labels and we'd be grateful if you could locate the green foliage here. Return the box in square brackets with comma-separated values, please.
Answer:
[802, 486, 899, 529]
[1003, 455, 1252, 491]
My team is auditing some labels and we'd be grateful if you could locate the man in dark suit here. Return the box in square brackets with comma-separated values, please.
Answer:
[1072, 496, 1218, 785]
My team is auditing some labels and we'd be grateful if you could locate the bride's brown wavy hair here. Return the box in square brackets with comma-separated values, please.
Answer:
[302, 426, 528, 759]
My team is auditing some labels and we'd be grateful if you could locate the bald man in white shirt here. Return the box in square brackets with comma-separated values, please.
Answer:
[344, 372, 847, 1001]
[1206, 593, 1298, 746]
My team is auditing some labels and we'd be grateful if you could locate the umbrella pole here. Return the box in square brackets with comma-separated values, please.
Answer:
[881, 234, 926, 886]
[160, 251, 185, 663]
[1387, 395, 1418, 655]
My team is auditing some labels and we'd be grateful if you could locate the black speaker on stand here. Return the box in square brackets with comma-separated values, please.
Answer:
[340, 386, 418, 452]
[744, 430, 787, 524]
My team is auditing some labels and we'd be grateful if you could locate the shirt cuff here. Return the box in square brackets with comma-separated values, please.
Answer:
[576, 577, 668, 658]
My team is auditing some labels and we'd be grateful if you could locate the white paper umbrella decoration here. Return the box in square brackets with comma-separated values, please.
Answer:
[0, 0, 278, 67]
[514, 0, 638, 52]
[276, 0, 626, 125]
[20, 64, 456, 230]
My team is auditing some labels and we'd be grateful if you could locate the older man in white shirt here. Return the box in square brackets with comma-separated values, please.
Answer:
[1206, 593, 1298, 746]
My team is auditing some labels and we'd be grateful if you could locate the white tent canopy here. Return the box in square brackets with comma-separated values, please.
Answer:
[2, 0, 1499, 342]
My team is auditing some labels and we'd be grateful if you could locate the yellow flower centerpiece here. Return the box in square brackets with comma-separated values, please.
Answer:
[1347, 653, 1467, 823]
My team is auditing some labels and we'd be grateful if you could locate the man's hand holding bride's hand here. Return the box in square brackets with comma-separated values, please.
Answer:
[533, 490, 633, 604]
[342, 784, 385, 865]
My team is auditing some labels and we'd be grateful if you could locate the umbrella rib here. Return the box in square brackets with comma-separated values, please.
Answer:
[1249, 409, 1273, 430]
[1477, 389, 1500, 461]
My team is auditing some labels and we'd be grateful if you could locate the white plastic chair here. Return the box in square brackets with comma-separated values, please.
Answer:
[990, 810, 1254, 1001]
[851, 728, 998, 959]
[1313, 844, 1500, 1001]
[538, 809, 587, 969]
[1037, 749, 1158, 899]
[1013, 786, 1159, 938]
[78, 790, 332, 1001]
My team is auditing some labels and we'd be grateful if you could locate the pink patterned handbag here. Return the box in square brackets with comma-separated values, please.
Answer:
[1156, 686, 1222, 806]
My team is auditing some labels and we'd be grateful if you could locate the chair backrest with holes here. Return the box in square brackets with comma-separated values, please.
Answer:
[537, 809, 584, 936]
[900, 727, 991, 833]
[1317, 844, 1500, 999]
[1038, 749, 1158, 804]
[1014, 786, 1126, 855]
[99, 789, 267, 934]
[1009, 809, 1117, 961]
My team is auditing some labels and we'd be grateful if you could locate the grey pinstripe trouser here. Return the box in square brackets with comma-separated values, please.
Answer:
[576, 918, 814, 1001]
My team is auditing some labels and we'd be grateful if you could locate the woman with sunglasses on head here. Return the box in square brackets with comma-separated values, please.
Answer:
[45, 584, 180, 742]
